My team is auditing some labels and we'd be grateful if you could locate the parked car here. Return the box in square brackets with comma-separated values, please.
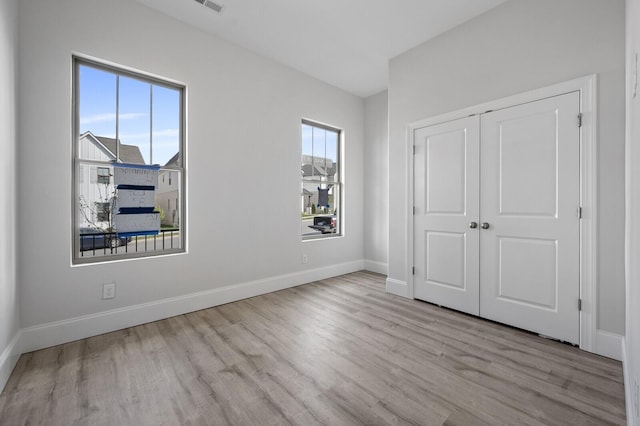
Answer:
[307, 215, 337, 234]
[79, 227, 130, 250]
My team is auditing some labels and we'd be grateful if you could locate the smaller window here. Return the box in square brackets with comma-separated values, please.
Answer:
[97, 167, 110, 185]
[95, 202, 111, 222]
[301, 120, 342, 240]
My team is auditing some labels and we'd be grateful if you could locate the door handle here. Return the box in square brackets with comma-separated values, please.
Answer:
[481, 222, 490, 229]
[469, 222, 478, 229]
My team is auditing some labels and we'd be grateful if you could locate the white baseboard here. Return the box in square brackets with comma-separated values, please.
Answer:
[594, 329, 623, 361]
[363, 259, 387, 275]
[0, 331, 22, 393]
[20, 260, 364, 354]
[386, 278, 409, 298]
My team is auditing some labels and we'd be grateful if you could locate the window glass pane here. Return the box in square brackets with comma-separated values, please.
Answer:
[77, 168, 182, 259]
[78, 65, 116, 161]
[118, 76, 151, 164]
[312, 127, 327, 173]
[301, 124, 313, 179]
[152, 85, 181, 167]
[77, 161, 116, 231]
[156, 170, 182, 229]
[325, 131, 338, 183]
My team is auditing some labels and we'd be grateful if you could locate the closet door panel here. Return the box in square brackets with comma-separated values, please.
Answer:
[479, 92, 581, 344]
[414, 116, 480, 315]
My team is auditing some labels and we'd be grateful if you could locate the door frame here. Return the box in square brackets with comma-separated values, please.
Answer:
[405, 75, 597, 353]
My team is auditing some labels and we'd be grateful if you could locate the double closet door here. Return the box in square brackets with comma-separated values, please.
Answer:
[413, 92, 581, 344]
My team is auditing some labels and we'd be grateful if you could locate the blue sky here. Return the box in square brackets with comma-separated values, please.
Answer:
[79, 65, 180, 166]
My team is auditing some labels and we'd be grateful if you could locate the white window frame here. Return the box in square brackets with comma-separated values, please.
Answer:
[72, 56, 186, 264]
[301, 119, 343, 240]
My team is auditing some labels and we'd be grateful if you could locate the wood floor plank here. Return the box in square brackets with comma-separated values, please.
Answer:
[0, 271, 626, 425]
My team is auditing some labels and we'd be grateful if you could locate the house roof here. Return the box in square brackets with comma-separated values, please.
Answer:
[302, 163, 326, 177]
[95, 136, 146, 164]
[164, 152, 180, 167]
[301, 162, 336, 178]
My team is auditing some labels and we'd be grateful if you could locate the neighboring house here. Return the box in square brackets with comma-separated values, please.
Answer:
[301, 155, 336, 214]
[156, 152, 180, 227]
[77, 131, 145, 229]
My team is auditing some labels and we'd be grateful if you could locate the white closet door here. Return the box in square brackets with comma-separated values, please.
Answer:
[479, 92, 580, 344]
[414, 116, 480, 315]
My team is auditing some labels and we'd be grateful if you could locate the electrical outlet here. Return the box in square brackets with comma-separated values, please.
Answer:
[102, 282, 116, 300]
[302, 254, 308, 264]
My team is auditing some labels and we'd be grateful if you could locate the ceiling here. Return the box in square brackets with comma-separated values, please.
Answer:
[136, 0, 509, 98]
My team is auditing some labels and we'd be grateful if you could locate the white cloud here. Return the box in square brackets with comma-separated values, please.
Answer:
[153, 129, 179, 138]
[80, 112, 148, 125]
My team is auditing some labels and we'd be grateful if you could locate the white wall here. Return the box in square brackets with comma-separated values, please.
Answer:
[388, 0, 626, 335]
[363, 90, 389, 274]
[625, 0, 640, 423]
[17, 0, 364, 348]
[0, 0, 20, 391]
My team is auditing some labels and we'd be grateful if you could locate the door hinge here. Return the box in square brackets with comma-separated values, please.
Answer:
[413, 206, 416, 215]
[578, 206, 583, 219]
[412, 266, 415, 275]
[578, 299, 582, 311]
[578, 113, 583, 128]
[413, 145, 416, 155]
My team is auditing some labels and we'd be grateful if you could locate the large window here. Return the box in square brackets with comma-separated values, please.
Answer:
[301, 120, 341, 239]
[73, 57, 185, 263]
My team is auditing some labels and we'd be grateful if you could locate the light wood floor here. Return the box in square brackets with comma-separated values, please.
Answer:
[0, 271, 626, 425]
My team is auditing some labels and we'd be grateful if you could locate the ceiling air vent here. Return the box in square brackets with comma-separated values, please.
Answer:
[194, 0, 224, 14]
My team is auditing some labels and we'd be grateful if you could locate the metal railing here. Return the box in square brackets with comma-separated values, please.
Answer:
[79, 228, 180, 257]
